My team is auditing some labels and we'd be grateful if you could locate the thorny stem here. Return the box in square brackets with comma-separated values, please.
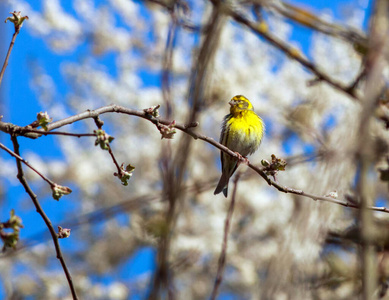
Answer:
[210, 173, 240, 300]
[10, 135, 78, 300]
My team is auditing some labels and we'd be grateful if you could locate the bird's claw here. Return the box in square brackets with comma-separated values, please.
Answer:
[235, 152, 249, 165]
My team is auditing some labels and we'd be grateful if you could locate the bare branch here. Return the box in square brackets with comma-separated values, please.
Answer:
[106, 144, 124, 178]
[0, 142, 56, 188]
[210, 173, 240, 300]
[0, 12, 28, 87]
[161, 7, 178, 119]
[2, 104, 388, 214]
[3, 178, 216, 255]
[208, 0, 360, 100]
[0, 31, 18, 87]
[0, 121, 94, 138]
[9, 135, 78, 300]
[355, 0, 389, 297]
[14, 127, 95, 137]
[149, 8, 226, 298]
[267, 1, 367, 48]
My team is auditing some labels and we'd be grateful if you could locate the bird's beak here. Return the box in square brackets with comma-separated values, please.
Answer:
[229, 100, 235, 106]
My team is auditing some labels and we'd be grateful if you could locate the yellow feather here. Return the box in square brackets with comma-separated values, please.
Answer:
[214, 95, 265, 197]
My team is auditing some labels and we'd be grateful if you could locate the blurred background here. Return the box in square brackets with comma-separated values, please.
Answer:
[1, 0, 389, 299]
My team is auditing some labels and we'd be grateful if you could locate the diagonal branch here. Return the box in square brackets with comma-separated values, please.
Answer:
[9, 135, 78, 300]
[0, 142, 56, 187]
[3, 178, 216, 255]
[267, 1, 367, 48]
[208, 0, 360, 100]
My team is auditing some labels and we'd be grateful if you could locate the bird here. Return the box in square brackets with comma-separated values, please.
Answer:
[214, 95, 265, 197]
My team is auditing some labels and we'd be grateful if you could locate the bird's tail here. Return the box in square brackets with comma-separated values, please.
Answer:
[214, 173, 229, 197]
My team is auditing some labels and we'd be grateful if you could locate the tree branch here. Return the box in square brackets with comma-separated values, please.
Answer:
[267, 1, 367, 48]
[208, 0, 360, 100]
[1, 103, 388, 214]
[9, 135, 78, 300]
[355, 0, 389, 297]
[210, 173, 240, 300]
[0, 23, 20, 87]
[3, 178, 216, 255]
[0, 142, 56, 188]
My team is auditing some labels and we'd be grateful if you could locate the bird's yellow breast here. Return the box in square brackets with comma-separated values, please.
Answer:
[229, 110, 264, 137]
[226, 110, 264, 156]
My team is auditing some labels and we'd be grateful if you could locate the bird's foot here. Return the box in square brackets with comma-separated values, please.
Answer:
[235, 152, 249, 165]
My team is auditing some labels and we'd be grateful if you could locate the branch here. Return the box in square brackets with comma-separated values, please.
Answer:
[0, 142, 56, 188]
[15, 128, 95, 138]
[9, 135, 78, 300]
[267, 1, 367, 48]
[0, 121, 95, 139]
[149, 8, 227, 299]
[3, 178, 216, 255]
[210, 173, 240, 300]
[143, 0, 205, 32]
[0, 30, 18, 87]
[208, 0, 360, 100]
[0, 11, 28, 87]
[161, 4, 178, 119]
[355, 0, 389, 297]
[106, 144, 132, 184]
[2, 104, 388, 214]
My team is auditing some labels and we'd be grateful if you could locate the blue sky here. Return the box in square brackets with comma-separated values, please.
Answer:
[0, 0, 372, 299]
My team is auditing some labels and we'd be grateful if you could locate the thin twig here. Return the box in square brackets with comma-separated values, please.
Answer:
[161, 7, 178, 119]
[106, 144, 123, 176]
[0, 27, 20, 87]
[0, 121, 95, 138]
[10, 135, 78, 300]
[0, 142, 56, 187]
[210, 173, 240, 300]
[92, 116, 128, 196]
[17, 128, 95, 137]
[4, 177, 216, 257]
[144, 0, 204, 32]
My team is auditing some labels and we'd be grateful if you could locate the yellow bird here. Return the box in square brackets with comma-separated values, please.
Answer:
[214, 95, 265, 197]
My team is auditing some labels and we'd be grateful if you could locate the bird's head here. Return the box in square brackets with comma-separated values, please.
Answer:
[229, 95, 254, 114]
